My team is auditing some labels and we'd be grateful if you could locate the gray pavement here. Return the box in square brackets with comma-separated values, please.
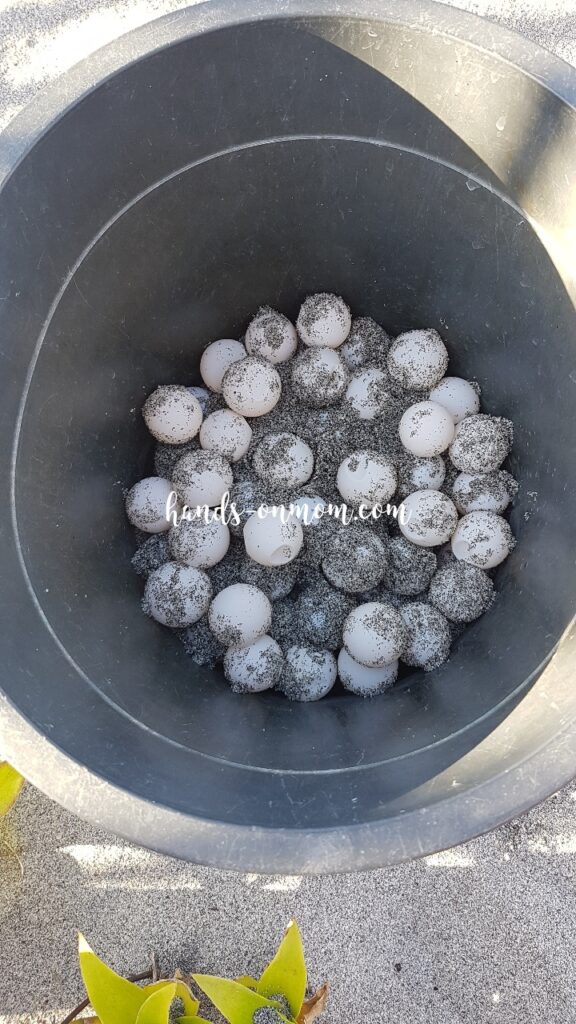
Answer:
[1, 2, 576, 1022]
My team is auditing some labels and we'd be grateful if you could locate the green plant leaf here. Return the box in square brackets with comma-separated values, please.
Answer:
[0, 762, 24, 817]
[236, 976, 260, 990]
[236, 977, 260, 991]
[143, 979, 200, 1016]
[193, 975, 287, 1024]
[257, 921, 307, 1018]
[135, 982, 176, 1024]
[79, 934, 149, 1024]
[175, 980, 200, 1016]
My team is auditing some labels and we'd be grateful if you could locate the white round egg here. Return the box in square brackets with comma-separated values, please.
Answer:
[291, 347, 348, 406]
[398, 455, 446, 497]
[345, 367, 392, 420]
[125, 476, 174, 534]
[243, 511, 304, 566]
[278, 646, 337, 701]
[452, 470, 517, 514]
[224, 635, 284, 693]
[400, 602, 451, 671]
[296, 292, 351, 348]
[340, 317, 391, 369]
[222, 356, 282, 417]
[199, 408, 252, 462]
[337, 648, 398, 696]
[208, 583, 272, 647]
[291, 494, 326, 526]
[169, 516, 230, 569]
[172, 451, 233, 508]
[253, 432, 314, 489]
[399, 400, 455, 457]
[245, 306, 298, 363]
[387, 328, 448, 390]
[143, 562, 212, 627]
[399, 489, 459, 547]
[200, 338, 246, 393]
[336, 450, 397, 506]
[322, 524, 388, 593]
[142, 385, 203, 444]
[429, 560, 494, 623]
[343, 602, 407, 668]
[451, 511, 515, 569]
[449, 414, 513, 474]
[429, 376, 480, 423]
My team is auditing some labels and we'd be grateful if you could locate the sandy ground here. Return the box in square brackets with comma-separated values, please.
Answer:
[1, 1, 576, 1022]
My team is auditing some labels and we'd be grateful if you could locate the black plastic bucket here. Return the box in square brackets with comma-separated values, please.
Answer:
[1, 0, 576, 873]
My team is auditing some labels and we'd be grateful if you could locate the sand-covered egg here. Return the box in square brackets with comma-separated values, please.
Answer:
[245, 306, 298, 363]
[345, 366, 392, 420]
[322, 524, 388, 592]
[125, 476, 173, 533]
[131, 534, 170, 578]
[449, 414, 513, 474]
[222, 356, 282, 416]
[399, 489, 458, 547]
[200, 338, 246, 393]
[340, 316, 391, 369]
[429, 376, 480, 423]
[169, 516, 230, 569]
[343, 602, 407, 667]
[243, 510, 304, 566]
[399, 400, 455, 457]
[400, 602, 451, 671]
[208, 583, 272, 647]
[388, 329, 448, 390]
[451, 510, 515, 569]
[253, 432, 314, 488]
[338, 648, 398, 696]
[428, 560, 494, 622]
[143, 562, 211, 627]
[291, 347, 348, 406]
[336, 450, 397, 506]
[278, 645, 337, 701]
[296, 577, 353, 649]
[397, 454, 446, 497]
[143, 385, 203, 444]
[384, 536, 437, 596]
[297, 292, 351, 348]
[452, 470, 517, 514]
[199, 408, 252, 462]
[224, 634, 284, 693]
[172, 450, 233, 508]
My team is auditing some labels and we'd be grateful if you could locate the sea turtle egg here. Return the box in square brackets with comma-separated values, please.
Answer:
[199, 408, 252, 462]
[200, 338, 247, 393]
[399, 400, 455, 457]
[222, 356, 282, 417]
[208, 583, 272, 647]
[125, 476, 174, 534]
[142, 385, 203, 444]
[297, 292, 351, 348]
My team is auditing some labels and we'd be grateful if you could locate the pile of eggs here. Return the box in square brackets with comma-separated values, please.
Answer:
[126, 293, 516, 701]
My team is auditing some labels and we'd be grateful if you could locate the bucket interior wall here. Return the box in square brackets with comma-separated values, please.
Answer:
[2, 12, 576, 841]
